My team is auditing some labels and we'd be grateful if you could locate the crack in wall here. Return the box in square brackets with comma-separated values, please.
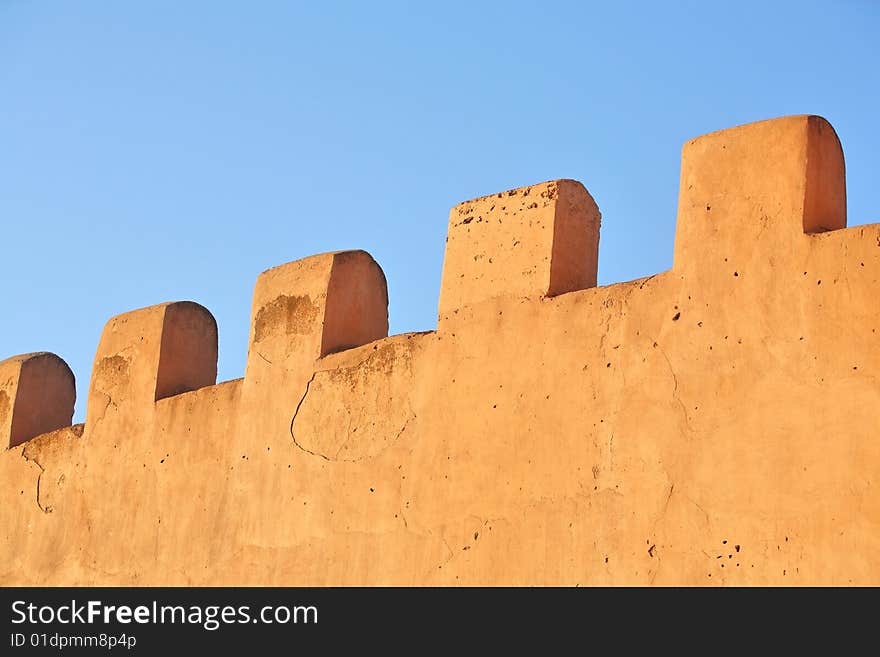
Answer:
[422, 535, 457, 580]
[650, 483, 675, 537]
[650, 554, 662, 585]
[289, 371, 327, 460]
[330, 415, 414, 462]
[20, 451, 52, 514]
[92, 391, 119, 425]
[648, 482, 675, 585]
[289, 360, 416, 462]
[685, 494, 711, 526]
[657, 345, 692, 433]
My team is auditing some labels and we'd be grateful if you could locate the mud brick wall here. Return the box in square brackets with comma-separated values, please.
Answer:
[2, 115, 878, 585]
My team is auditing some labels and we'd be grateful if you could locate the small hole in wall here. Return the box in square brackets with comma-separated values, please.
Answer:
[672, 312, 681, 321]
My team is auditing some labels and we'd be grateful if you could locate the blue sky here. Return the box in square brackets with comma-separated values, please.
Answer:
[2, 1, 878, 421]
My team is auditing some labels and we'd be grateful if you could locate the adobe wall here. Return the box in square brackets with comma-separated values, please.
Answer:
[1, 115, 878, 585]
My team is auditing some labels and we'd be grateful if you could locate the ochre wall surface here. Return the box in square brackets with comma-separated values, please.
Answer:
[2, 115, 878, 585]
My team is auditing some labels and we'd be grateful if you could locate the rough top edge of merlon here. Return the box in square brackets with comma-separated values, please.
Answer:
[451, 178, 597, 210]
[438, 179, 601, 323]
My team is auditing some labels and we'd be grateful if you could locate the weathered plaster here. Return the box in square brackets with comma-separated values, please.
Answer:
[1, 116, 878, 585]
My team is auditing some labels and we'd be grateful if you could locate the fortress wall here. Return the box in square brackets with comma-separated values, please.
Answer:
[1, 115, 878, 585]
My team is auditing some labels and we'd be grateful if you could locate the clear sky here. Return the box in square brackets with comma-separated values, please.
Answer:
[2, 1, 878, 422]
